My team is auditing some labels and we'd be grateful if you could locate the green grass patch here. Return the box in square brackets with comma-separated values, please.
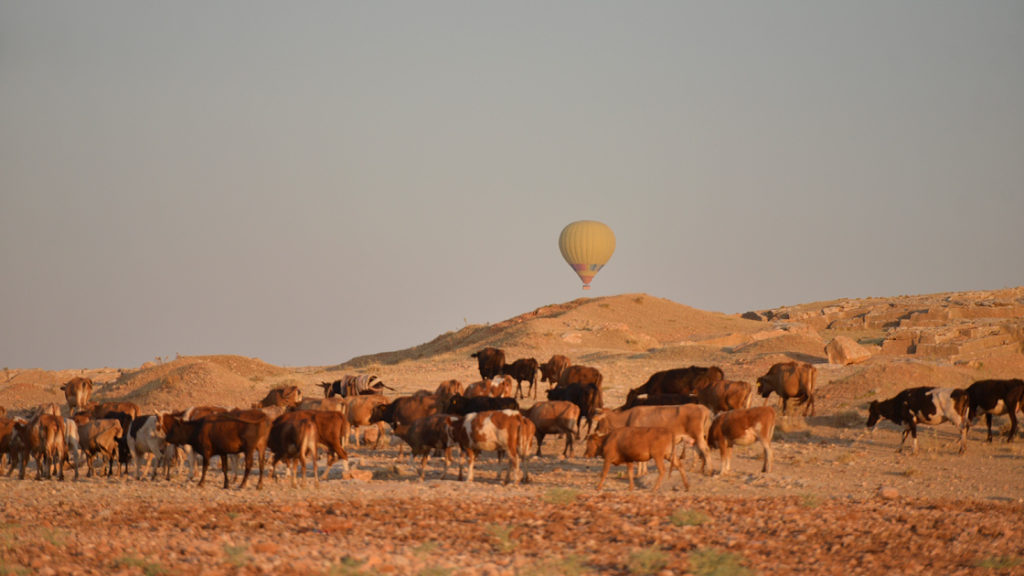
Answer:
[223, 544, 250, 567]
[688, 547, 753, 576]
[625, 546, 668, 575]
[541, 487, 580, 505]
[522, 554, 590, 576]
[486, 524, 517, 554]
[115, 555, 168, 576]
[670, 508, 710, 527]
[974, 555, 1022, 570]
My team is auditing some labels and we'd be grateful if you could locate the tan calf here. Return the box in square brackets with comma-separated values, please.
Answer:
[584, 426, 688, 491]
[594, 404, 712, 473]
[707, 407, 776, 474]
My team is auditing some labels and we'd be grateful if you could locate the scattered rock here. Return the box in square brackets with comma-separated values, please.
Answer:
[825, 336, 872, 365]
[878, 486, 900, 500]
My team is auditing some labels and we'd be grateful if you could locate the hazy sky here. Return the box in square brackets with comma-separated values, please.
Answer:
[2, 2, 1022, 370]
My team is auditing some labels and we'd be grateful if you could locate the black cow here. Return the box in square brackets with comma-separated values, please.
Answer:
[618, 393, 699, 411]
[471, 348, 506, 380]
[625, 366, 724, 407]
[964, 379, 1024, 443]
[445, 395, 519, 416]
[547, 382, 603, 436]
[503, 358, 540, 400]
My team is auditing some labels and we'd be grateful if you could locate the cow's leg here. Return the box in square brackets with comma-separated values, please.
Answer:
[563, 432, 573, 459]
[465, 450, 476, 483]
[626, 462, 637, 490]
[761, 437, 773, 473]
[221, 453, 232, 489]
[652, 457, 667, 491]
[670, 453, 690, 491]
[720, 444, 732, 475]
[256, 448, 266, 490]
[1007, 406, 1019, 442]
[597, 459, 611, 490]
[198, 454, 210, 488]
[535, 432, 545, 457]
[985, 414, 995, 442]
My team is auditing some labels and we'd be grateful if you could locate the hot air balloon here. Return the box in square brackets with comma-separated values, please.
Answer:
[559, 220, 615, 290]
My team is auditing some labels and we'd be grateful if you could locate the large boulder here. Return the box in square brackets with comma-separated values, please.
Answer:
[825, 336, 872, 365]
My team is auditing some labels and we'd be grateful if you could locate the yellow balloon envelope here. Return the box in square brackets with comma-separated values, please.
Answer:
[558, 220, 616, 290]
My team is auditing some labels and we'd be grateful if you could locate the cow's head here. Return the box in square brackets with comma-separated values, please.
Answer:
[866, 401, 882, 428]
[446, 395, 465, 414]
[583, 431, 608, 458]
[756, 377, 773, 398]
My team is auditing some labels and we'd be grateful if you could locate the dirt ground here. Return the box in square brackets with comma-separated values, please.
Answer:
[2, 418, 1023, 576]
[2, 291, 1024, 575]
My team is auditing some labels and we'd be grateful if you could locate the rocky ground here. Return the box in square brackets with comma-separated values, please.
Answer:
[3, 289, 1024, 575]
[1, 417, 1022, 576]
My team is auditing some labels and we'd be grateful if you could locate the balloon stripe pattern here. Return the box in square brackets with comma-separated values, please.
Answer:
[559, 220, 615, 290]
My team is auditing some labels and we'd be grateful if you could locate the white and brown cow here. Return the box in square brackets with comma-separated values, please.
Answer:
[60, 377, 93, 416]
[756, 362, 817, 417]
[866, 386, 968, 454]
[584, 426, 688, 491]
[127, 414, 170, 480]
[707, 406, 776, 474]
[448, 410, 535, 485]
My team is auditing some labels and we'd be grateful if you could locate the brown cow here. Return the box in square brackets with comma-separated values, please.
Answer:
[523, 401, 579, 458]
[584, 426, 688, 491]
[259, 385, 303, 408]
[392, 413, 461, 480]
[77, 418, 124, 478]
[625, 366, 724, 406]
[84, 401, 140, 421]
[471, 347, 506, 380]
[594, 404, 712, 473]
[60, 377, 93, 415]
[539, 355, 571, 390]
[434, 379, 464, 406]
[13, 414, 67, 480]
[757, 362, 817, 417]
[557, 365, 603, 390]
[447, 410, 534, 485]
[165, 412, 272, 489]
[295, 396, 347, 414]
[346, 395, 391, 448]
[0, 417, 17, 474]
[697, 380, 754, 414]
[268, 415, 319, 486]
[275, 409, 349, 476]
[707, 407, 776, 474]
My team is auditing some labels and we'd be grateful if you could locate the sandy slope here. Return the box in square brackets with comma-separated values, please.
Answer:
[2, 289, 1023, 574]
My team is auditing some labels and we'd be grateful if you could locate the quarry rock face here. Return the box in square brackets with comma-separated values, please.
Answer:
[825, 336, 872, 365]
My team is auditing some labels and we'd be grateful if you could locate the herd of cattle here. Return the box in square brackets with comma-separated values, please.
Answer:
[0, 347, 1021, 491]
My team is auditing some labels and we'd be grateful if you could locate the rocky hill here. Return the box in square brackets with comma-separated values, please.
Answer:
[2, 288, 1023, 417]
